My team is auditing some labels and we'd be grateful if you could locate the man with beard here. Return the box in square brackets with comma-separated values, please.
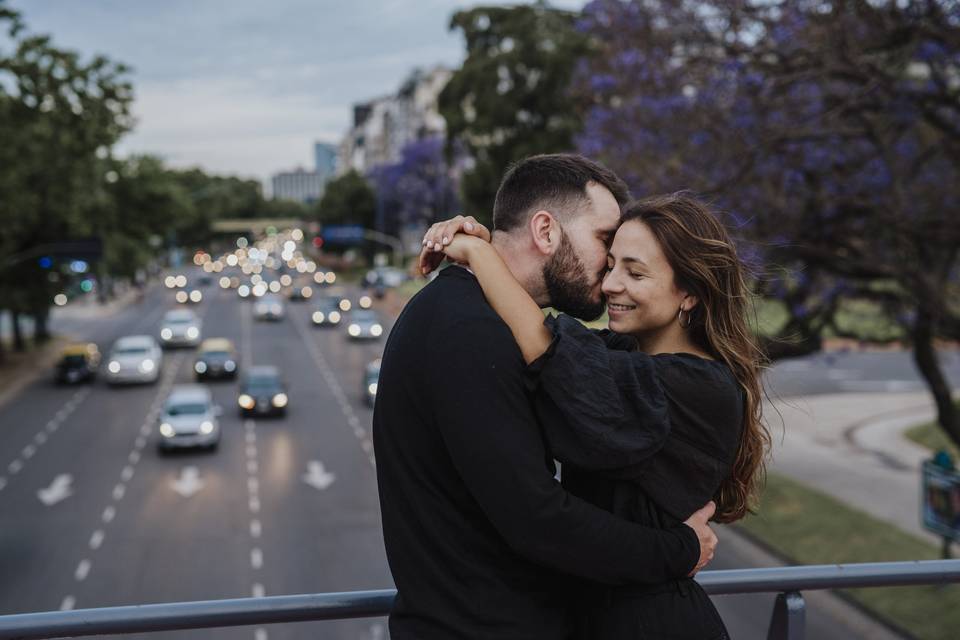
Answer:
[373, 154, 717, 640]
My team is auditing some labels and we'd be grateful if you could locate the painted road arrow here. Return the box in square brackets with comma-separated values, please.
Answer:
[38, 474, 73, 506]
[171, 466, 204, 498]
[302, 461, 336, 491]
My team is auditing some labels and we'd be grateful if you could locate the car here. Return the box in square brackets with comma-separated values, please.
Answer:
[364, 266, 406, 288]
[254, 294, 285, 321]
[157, 385, 221, 452]
[237, 366, 288, 417]
[193, 338, 239, 381]
[363, 358, 380, 407]
[105, 335, 163, 385]
[159, 309, 202, 347]
[346, 309, 384, 340]
[55, 343, 101, 384]
[310, 296, 343, 327]
[288, 284, 313, 302]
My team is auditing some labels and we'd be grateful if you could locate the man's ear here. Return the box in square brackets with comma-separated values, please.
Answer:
[529, 210, 559, 256]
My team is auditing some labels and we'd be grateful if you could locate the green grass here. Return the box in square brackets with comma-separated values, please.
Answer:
[736, 473, 955, 640]
[905, 402, 960, 460]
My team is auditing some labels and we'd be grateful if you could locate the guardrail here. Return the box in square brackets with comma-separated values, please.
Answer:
[2, 560, 958, 639]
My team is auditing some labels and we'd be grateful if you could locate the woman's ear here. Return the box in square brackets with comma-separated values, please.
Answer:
[681, 293, 700, 313]
[529, 210, 559, 256]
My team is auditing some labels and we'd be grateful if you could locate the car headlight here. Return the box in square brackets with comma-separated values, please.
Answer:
[329, 311, 341, 323]
[367, 382, 378, 395]
[200, 420, 214, 435]
[139, 359, 155, 373]
[160, 328, 173, 340]
[359, 295, 372, 309]
[301, 286, 312, 298]
[186, 327, 199, 339]
[175, 291, 188, 303]
[272, 393, 288, 408]
[312, 311, 324, 324]
[339, 299, 351, 312]
[238, 394, 255, 409]
[238, 285, 250, 298]
[194, 361, 207, 374]
[108, 361, 121, 374]
[190, 290, 203, 303]
[348, 324, 361, 337]
[224, 360, 236, 372]
[159, 423, 175, 438]
[371, 324, 383, 337]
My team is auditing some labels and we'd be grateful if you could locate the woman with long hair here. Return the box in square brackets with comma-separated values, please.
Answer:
[422, 192, 769, 638]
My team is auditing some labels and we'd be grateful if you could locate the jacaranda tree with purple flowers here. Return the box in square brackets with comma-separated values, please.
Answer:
[573, 0, 960, 445]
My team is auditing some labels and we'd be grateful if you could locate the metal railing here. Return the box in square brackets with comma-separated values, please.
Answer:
[2, 560, 958, 640]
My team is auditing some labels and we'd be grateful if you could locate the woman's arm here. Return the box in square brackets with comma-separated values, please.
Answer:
[444, 234, 553, 364]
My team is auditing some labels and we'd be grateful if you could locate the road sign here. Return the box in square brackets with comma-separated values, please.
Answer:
[321, 225, 365, 245]
[922, 460, 960, 540]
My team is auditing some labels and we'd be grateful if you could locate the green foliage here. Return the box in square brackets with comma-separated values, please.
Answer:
[905, 402, 960, 460]
[738, 473, 955, 640]
[315, 170, 376, 228]
[439, 2, 588, 224]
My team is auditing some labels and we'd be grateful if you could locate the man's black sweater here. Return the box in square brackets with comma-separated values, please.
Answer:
[373, 266, 699, 639]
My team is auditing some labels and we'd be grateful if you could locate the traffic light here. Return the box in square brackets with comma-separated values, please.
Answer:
[312, 236, 324, 249]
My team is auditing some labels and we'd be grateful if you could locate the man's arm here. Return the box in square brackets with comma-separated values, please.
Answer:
[431, 315, 713, 585]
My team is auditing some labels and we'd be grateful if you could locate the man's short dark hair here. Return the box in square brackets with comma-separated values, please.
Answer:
[492, 154, 630, 232]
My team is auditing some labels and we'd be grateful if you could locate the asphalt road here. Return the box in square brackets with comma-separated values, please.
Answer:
[0, 274, 899, 639]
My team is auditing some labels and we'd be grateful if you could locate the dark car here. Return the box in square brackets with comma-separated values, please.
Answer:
[237, 365, 288, 417]
[194, 338, 239, 381]
[311, 295, 343, 327]
[55, 343, 101, 384]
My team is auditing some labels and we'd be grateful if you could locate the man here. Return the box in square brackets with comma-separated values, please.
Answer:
[373, 154, 717, 639]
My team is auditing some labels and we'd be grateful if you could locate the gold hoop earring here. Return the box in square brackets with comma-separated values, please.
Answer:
[677, 306, 692, 329]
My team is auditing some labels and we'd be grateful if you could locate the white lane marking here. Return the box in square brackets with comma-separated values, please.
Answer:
[22, 445, 35, 459]
[8, 460, 22, 474]
[46, 421, 58, 433]
[121, 466, 135, 482]
[302, 461, 336, 491]
[56, 409, 68, 421]
[0, 477, 6, 491]
[135, 436, 146, 449]
[252, 583, 265, 598]
[245, 431, 256, 445]
[245, 445, 257, 459]
[102, 506, 116, 523]
[249, 497, 260, 513]
[140, 424, 151, 437]
[112, 484, 126, 501]
[250, 548, 263, 569]
[246, 459, 258, 474]
[360, 440, 373, 454]
[254, 628, 268, 640]
[171, 466, 204, 498]
[35, 432, 47, 445]
[38, 474, 73, 506]
[244, 420, 255, 432]
[247, 477, 259, 494]
[128, 450, 140, 465]
[74, 559, 91, 582]
[89, 530, 105, 550]
[60, 596, 76, 611]
[370, 623, 386, 640]
[250, 520, 261, 538]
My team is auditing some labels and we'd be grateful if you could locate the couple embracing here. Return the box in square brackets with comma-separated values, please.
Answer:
[373, 154, 768, 639]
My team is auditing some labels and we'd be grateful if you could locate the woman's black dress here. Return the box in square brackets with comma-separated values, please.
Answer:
[526, 314, 744, 639]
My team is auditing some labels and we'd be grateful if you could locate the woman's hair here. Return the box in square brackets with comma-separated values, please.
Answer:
[620, 192, 769, 523]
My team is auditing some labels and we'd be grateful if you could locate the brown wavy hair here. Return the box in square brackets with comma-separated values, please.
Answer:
[620, 193, 769, 523]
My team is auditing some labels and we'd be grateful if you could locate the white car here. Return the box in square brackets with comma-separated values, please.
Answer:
[105, 335, 163, 385]
[158, 385, 221, 452]
[254, 294, 285, 321]
[159, 309, 202, 347]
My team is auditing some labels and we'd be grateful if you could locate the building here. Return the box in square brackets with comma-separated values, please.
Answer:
[338, 65, 452, 175]
[314, 142, 337, 182]
[271, 168, 324, 204]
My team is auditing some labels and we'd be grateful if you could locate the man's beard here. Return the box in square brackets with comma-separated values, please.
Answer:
[542, 233, 605, 321]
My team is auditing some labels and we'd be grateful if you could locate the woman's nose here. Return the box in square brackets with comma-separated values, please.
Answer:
[601, 270, 622, 295]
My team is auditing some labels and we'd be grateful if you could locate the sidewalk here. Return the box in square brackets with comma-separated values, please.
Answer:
[767, 391, 944, 543]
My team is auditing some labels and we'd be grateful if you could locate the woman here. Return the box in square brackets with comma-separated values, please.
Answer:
[421, 193, 769, 639]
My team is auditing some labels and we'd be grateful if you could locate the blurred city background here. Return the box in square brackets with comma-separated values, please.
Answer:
[0, 1, 958, 638]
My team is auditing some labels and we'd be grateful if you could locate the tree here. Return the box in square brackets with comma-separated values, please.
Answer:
[573, 0, 960, 445]
[315, 170, 376, 228]
[369, 136, 459, 236]
[439, 2, 588, 223]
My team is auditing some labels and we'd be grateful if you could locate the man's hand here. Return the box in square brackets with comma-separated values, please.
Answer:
[418, 215, 491, 275]
[683, 501, 717, 576]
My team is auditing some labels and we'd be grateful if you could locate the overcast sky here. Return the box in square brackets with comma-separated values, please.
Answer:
[10, 0, 584, 184]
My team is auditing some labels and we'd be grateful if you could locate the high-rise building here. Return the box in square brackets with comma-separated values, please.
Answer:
[271, 168, 324, 204]
[314, 142, 337, 182]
